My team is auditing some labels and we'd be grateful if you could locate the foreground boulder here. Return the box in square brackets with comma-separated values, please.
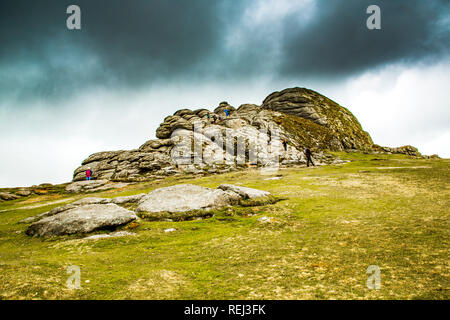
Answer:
[23, 183, 274, 236]
[25, 204, 137, 237]
[20, 194, 146, 224]
[136, 184, 242, 213]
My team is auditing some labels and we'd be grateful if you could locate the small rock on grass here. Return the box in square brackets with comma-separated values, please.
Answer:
[83, 231, 136, 240]
[264, 176, 282, 181]
[257, 216, 274, 223]
[217, 184, 271, 199]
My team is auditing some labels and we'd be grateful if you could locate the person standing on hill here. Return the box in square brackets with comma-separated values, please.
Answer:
[304, 147, 315, 167]
[282, 139, 288, 151]
[86, 167, 93, 181]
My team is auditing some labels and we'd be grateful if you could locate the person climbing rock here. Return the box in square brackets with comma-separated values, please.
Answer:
[304, 147, 315, 167]
[86, 167, 93, 180]
[224, 108, 229, 117]
[206, 113, 210, 121]
[212, 114, 217, 123]
[282, 139, 288, 151]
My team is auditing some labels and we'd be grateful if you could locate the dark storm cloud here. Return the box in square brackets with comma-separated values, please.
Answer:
[77, 0, 243, 85]
[280, 0, 450, 77]
[0, 0, 449, 101]
[0, 0, 244, 100]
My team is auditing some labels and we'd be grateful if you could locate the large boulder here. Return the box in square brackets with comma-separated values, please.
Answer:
[262, 88, 327, 125]
[156, 115, 194, 139]
[136, 184, 241, 213]
[21, 194, 146, 224]
[25, 204, 137, 237]
[214, 102, 236, 115]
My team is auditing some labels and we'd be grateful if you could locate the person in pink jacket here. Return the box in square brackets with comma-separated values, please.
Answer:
[86, 167, 93, 181]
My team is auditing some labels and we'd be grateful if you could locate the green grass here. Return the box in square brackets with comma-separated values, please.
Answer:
[0, 152, 448, 299]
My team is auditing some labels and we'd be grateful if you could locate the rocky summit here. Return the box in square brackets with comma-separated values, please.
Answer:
[261, 87, 373, 150]
[71, 87, 419, 183]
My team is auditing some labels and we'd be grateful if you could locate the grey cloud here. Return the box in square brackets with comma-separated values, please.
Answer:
[0, 0, 245, 101]
[0, 0, 449, 102]
[279, 0, 450, 77]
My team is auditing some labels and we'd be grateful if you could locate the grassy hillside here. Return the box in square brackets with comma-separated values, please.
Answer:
[0, 152, 448, 300]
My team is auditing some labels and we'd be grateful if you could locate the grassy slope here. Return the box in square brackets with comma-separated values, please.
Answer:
[0, 152, 448, 300]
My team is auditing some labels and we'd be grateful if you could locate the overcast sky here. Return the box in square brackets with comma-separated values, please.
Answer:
[1, 0, 449, 187]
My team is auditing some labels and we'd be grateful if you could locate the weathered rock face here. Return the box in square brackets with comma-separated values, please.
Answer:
[136, 184, 242, 213]
[262, 87, 373, 150]
[25, 204, 137, 237]
[72, 99, 333, 182]
[72, 142, 176, 182]
[71, 87, 417, 183]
